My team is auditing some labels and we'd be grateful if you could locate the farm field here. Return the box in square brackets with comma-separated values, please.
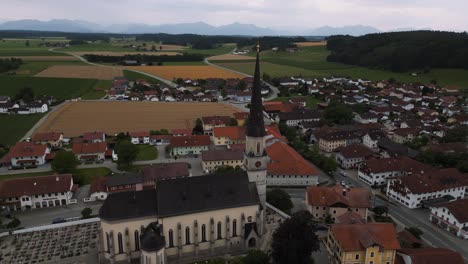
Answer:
[62, 42, 187, 52]
[70, 51, 181, 56]
[270, 96, 323, 109]
[34, 101, 241, 137]
[123, 69, 163, 83]
[35, 65, 123, 80]
[0, 39, 65, 56]
[294, 41, 327, 47]
[126, 65, 246, 80]
[0, 76, 107, 101]
[208, 54, 256, 61]
[0, 56, 76, 61]
[0, 114, 44, 146]
[215, 46, 468, 87]
[5, 60, 86, 76]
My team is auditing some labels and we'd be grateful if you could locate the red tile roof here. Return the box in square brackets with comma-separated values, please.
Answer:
[234, 112, 249, 120]
[32, 132, 62, 142]
[336, 211, 366, 224]
[397, 248, 464, 264]
[83, 131, 105, 141]
[0, 174, 73, 198]
[267, 141, 319, 176]
[129, 131, 150, 137]
[228, 144, 246, 151]
[433, 199, 468, 223]
[213, 126, 246, 141]
[8, 142, 47, 158]
[142, 162, 190, 181]
[336, 144, 374, 159]
[202, 115, 231, 126]
[306, 185, 371, 208]
[263, 101, 297, 113]
[362, 157, 433, 174]
[171, 128, 192, 135]
[170, 135, 210, 147]
[330, 223, 400, 251]
[72, 142, 107, 154]
[89, 177, 107, 194]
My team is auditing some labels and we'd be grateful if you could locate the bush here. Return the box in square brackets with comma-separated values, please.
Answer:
[81, 208, 92, 219]
[6, 218, 21, 229]
[406, 227, 423, 239]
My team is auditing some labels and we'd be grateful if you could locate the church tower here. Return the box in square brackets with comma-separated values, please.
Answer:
[244, 42, 268, 209]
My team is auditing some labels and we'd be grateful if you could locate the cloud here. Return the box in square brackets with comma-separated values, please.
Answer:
[0, 0, 467, 31]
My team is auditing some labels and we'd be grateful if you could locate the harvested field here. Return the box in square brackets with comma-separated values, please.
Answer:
[295, 41, 327, 47]
[208, 54, 255, 61]
[0, 56, 78, 61]
[112, 44, 187, 50]
[71, 51, 181, 56]
[126, 65, 246, 80]
[35, 101, 241, 137]
[35, 65, 123, 80]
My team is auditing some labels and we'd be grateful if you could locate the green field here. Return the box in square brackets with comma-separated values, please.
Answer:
[0, 167, 112, 186]
[0, 76, 107, 101]
[0, 114, 44, 146]
[215, 46, 468, 87]
[184, 44, 236, 56]
[0, 39, 66, 56]
[135, 145, 158, 161]
[3, 60, 86, 76]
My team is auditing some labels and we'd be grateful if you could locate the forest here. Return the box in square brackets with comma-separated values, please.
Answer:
[326, 31, 468, 72]
[0, 57, 22, 73]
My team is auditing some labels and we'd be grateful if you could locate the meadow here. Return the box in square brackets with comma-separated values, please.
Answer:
[3, 60, 86, 76]
[0, 76, 107, 101]
[126, 65, 245, 80]
[0, 114, 44, 146]
[0, 39, 68, 56]
[214, 46, 468, 87]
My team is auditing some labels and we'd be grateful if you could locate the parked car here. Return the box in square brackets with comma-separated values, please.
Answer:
[52, 218, 66, 224]
[340, 171, 348, 177]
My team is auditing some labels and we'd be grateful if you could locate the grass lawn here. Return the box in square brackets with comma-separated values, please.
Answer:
[0, 167, 112, 186]
[0, 114, 44, 146]
[135, 145, 158, 161]
[0, 76, 106, 101]
[123, 69, 164, 84]
[270, 96, 323, 109]
[216, 46, 468, 87]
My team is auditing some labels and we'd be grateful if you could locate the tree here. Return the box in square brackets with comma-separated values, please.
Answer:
[192, 118, 204, 135]
[272, 211, 320, 264]
[52, 151, 79, 173]
[116, 140, 138, 169]
[237, 79, 247, 90]
[406, 227, 423, 239]
[442, 126, 468, 143]
[373, 206, 389, 217]
[81, 207, 92, 219]
[6, 218, 21, 229]
[25, 40, 30, 47]
[324, 103, 353, 125]
[14, 86, 35, 103]
[230, 117, 238, 126]
[267, 189, 293, 214]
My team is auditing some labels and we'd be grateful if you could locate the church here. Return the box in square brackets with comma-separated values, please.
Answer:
[98, 44, 270, 264]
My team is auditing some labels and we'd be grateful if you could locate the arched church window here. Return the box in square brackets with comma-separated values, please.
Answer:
[168, 229, 174, 247]
[117, 232, 123, 253]
[185, 227, 191, 244]
[217, 221, 222, 239]
[232, 219, 237, 237]
[201, 224, 207, 242]
[134, 230, 140, 250]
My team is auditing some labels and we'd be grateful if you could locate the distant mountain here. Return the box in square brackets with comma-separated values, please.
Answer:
[0, 19, 99, 32]
[308, 25, 381, 36]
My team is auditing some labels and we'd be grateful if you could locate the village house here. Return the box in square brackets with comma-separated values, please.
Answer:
[201, 149, 244, 172]
[213, 126, 246, 146]
[0, 174, 75, 212]
[83, 131, 106, 143]
[305, 185, 371, 223]
[326, 223, 400, 264]
[72, 142, 107, 162]
[106, 173, 143, 193]
[142, 162, 190, 188]
[429, 199, 468, 239]
[171, 128, 192, 137]
[234, 112, 249, 126]
[335, 144, 374, 169]
[354, 112, 379, 124]
[88, 177, 108, 201]
[266, 141, 319, 186]
[396, 248, 465, 264]
[234, 91, 252, 102]
[149, 134, 172, 145]
[276, 109, 322, 127]
[129, 131, 150, 144]
[358, 157, 431, 187]
[317, 131, 360, 153]
[31, 132, 64, 148]
[386, 168, 468, 209]
[169, 135, 210, 156]
[1, 142, 50, 168]
[390, 128, 420, 144]
[362, 131, 387, 150]
[202, 115, 231, 135]
[288, 97, 306, 107]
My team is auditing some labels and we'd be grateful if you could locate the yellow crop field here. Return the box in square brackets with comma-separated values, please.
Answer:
[127, 65, 246, 80]
[35, 65, 123, 80]
[35, 101, 242, 137]
[295, 41, 327, 47]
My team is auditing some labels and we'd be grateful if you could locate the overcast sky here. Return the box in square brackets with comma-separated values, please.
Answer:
[1, 0, 467, 31]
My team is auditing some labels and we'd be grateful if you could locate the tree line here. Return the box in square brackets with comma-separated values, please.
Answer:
[236, 36, 306, 51]
[83, 53, 205, 64]
[0, 57, 22, 73]
[326, 31, 468, 72]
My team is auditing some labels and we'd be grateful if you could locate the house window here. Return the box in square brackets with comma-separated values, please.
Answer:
[117, 233, 123, 253]
[232, 219, 237, 237]
[355, 254, 359, 260]
[134, 230, 140, 250]
[201, 225, 206, 242]
[370, 252, 374, 257]
[185, 227, 191, 244]
[370, 261, 374, 264]
[168, 230, 174, 247]
[217, 221, 222, 239]
[106, 233, 110, 252]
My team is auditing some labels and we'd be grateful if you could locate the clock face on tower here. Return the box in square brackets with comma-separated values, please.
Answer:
[255, 161, 262, 168]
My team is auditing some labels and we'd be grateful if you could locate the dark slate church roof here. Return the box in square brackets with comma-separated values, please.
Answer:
[141, 222, 166, 252]
[99, 171, 259, 221]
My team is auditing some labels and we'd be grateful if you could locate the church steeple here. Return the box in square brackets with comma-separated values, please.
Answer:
[246, 41, 266, 138]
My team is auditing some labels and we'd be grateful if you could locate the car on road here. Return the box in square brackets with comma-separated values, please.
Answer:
[52, 218, 66, 224]
[340, 171, 348, 177]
